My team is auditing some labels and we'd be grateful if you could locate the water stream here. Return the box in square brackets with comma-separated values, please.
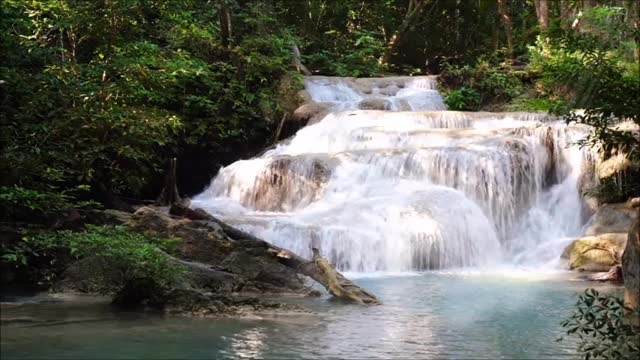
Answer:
[1, 76, 605, 359]
[193, 76, 594, 272]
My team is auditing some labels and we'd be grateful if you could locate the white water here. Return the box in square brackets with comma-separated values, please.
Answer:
[194, 76, 593, 273]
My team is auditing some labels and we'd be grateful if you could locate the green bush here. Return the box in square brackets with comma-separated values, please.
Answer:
[441, 57, 525, 107]
[0, 186, 99, 223]
[445, 87, 480, 111]
[1, 225, 184, 294]
[560, 288, 640, 360]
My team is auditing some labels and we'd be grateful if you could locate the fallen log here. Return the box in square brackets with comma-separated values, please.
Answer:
[170, 204, 381, 305]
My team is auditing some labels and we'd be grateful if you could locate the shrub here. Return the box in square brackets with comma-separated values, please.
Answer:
[1, 225, 184, 294]
[560, 288, 640, 360]
[0, 186, 99, 223]
[441, 57, 525, 107]
[445, 87, 481, 111]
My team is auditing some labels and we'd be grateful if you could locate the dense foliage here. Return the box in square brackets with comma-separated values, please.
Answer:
[561, 289, 640, 360]
[528, 5, 640, 201]
[2, 0, 637, 209]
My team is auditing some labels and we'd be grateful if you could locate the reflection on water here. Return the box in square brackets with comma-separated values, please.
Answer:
[1, 273, 621, 359]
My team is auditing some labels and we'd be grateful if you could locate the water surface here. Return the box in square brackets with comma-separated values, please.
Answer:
[1, 272, 619, 359]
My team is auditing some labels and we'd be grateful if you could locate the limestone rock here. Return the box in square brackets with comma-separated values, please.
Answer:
[291, 102, 330, 125]
[562, 233, 627, 271]
[584, 202, 637, 236]
[358, 97, 391, 110]
[127, 206, 304, 292]
[128, 207, 232, 265]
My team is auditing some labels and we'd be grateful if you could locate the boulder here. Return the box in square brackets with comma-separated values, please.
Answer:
[291, 102, 330, 125]
[128, 207, 232, 265]
[562, 233, 627, 271]
[127, 207, 304, 292]
[584, 202, 637, 236]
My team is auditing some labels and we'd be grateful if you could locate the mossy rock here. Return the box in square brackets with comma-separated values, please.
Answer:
[562, 233, 627, 272]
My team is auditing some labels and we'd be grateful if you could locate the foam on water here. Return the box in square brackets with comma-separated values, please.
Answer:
[193, 76, 593, 273]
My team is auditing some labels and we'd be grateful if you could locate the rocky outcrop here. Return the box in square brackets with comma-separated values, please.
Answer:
[584, 202, 638, 236]
[291, 102, 331, 125]
[127, 207, 305, 293]
[562, 233, 627, 272]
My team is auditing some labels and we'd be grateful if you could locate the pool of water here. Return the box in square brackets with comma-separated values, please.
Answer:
[1, 272, 621, 359]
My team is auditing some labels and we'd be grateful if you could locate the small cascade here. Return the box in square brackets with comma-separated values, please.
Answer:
[194, 76, 591, 272]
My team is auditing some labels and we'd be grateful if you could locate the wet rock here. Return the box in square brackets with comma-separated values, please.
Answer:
[245, 156, 333, 212]
[358, 98, 391, 110]
[562, 233, 627, 272]
[291, 102, 331, 125]
[579, 265, 623, 283]
[158, 288, 306, 317]
[584, 202, 637, 236]
[220, 251, 304, 292]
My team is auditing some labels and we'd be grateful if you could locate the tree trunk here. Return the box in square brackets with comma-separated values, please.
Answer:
[381, 0, 432, 65]
[497, 0, 514, 59]
[170, 204, 381, 305]
[623, 198, 640, 325]
[291, 44, 311, 75]
[560, 0, 572, 28]
[625, 0, 640, 61]
[156, 158, 181, 206]
[218, 0, 232, 48]
[534, 0, 549, 32]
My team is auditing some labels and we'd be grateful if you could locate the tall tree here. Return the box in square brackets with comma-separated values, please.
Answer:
[382, 0, 433, 64]
[497, 0, 514, 58]
[218, 0, 232, 48]
[534, 0, 549, 31]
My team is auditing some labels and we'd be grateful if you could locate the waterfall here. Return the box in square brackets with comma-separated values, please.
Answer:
[194, 76, 591, 272]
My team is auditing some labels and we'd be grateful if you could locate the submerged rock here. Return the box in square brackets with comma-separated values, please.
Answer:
[158, 288, 307, 317]
[358, 98, 391, 110]
[562, 233, 627, 272]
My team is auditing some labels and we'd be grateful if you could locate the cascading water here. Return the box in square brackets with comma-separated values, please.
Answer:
[193, 76, 593, 272]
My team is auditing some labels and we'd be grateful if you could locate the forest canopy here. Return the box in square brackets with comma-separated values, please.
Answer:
[1, 0, 638, 216]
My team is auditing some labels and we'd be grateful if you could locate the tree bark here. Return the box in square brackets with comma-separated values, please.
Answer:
[497, 0, 514, 59]
[218, 0, 232, 48]
[156, 158, 181, 206]
[381, 0, 432, 65]
[170, 204, 381, 305]
[534, 0, 549, 32]
[623, 198, 640, 325]
[560, 0, 572, 28]
[291, 44, 311, 75]
[624, 0, 640, 61]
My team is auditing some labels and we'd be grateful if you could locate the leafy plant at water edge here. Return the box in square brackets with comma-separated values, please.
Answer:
[445, 87, 480, 111]
[1, 225, 183, 293]
[560, 288, 640, 360]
